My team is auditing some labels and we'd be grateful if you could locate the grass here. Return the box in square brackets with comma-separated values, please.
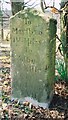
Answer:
[55, 58, 67, 81]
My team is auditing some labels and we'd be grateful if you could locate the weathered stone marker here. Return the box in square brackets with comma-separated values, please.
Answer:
[10, 9, 57, 106]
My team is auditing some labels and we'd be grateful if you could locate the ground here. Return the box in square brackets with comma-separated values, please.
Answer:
[0, 42, 68, 120]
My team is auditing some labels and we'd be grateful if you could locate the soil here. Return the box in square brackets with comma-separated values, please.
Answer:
[0, 43, 68, 120]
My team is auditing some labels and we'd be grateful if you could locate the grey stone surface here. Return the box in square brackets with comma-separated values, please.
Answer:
[10, 9, 57, 104]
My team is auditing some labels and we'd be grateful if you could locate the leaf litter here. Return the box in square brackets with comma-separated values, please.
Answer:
[0, 44, 68, 120]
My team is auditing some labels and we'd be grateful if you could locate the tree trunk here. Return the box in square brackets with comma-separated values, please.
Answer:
[60, 3, 68, 80]
[65, 2, 68, 79]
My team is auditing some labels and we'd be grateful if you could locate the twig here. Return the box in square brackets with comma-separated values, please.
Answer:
[56, 34, 62, 42]
[40, 0, 63, 13]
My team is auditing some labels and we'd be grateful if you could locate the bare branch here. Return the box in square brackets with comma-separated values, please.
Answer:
[56, 43, 64, 56]
[40, 0, 46, 12]
[2, 10, 10, 17]
[56, 34, 62, 42]
[24, 0, 32, 5]
[40, 0, 63, 13]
